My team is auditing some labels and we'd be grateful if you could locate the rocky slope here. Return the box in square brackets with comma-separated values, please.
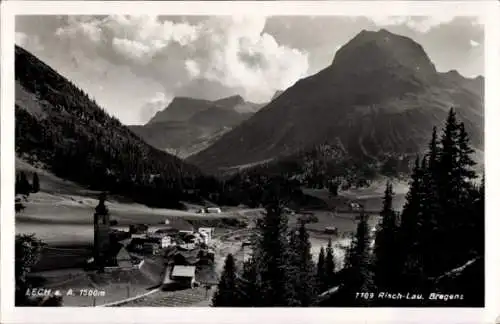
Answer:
[188, 29, 484, 174]
[130, 95, 265, 157]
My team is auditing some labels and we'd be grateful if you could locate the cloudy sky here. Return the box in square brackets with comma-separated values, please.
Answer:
[15, 15, 484, 125]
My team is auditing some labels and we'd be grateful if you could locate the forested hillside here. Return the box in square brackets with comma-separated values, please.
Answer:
[212, 109, 484, 307]
[15, 45, 212, 208]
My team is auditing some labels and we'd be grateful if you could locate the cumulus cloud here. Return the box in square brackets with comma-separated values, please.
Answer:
[368, 15, 457, 33]
[53, 15, 309, 103]
[112, 38, 153, 64]
[16, 15, 482, 124]
[55, 16, 102, 43]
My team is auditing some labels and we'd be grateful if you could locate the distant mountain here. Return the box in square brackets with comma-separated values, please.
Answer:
[188, 29, 484, 174]
[174, 78, 244, 102]
[129, 95, 265, 157]
[15, 45, 204, 208]
[147, 97, 214, 124]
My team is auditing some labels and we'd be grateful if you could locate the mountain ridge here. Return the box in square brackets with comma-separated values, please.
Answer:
[130, 94, 266, 156]
[15, 45, 206, 208]
[188, 29, 484, 174]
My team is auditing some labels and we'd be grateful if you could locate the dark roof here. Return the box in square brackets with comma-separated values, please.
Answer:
[153, 227, 179, 234]
[164, 246, 203, 265]
[129, 237, 159, 246]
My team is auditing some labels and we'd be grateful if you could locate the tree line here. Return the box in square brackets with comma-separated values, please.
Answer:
[16, 46, 318, 211]
[15, 45, 413, 212]
[15, 171, 40, 196]
[16, 46, 216, 209]
[212, 109, 484, 307]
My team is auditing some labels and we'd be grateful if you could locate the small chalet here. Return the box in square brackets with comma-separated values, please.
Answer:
[170, 265, 197, 288]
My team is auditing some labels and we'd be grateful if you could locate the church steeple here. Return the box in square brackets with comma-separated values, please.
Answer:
[94, 192, 110, 271]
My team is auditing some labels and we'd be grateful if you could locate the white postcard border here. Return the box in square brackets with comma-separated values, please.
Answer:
[1, 1, 499, 324]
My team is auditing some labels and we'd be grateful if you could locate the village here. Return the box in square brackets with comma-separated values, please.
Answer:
[16, 191, 243, 307]
[90, 193, 222, 295]
[18, 188, 378, 307]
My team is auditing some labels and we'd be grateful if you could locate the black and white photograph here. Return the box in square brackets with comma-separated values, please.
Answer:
[1, 1, 499, 323]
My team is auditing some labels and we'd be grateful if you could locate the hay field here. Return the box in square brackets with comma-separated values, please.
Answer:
[15, 159, 255, 245]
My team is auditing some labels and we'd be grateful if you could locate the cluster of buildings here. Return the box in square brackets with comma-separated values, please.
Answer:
[124, 223, 215, 257]
[92, 208, 218, 290]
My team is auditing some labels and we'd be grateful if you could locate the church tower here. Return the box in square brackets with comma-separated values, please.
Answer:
[93, 192, 110, 270]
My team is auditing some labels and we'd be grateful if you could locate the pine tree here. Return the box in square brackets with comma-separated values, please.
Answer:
[325, 238, 336, 288]
[18, 172, 32, 196]
[398, 156, 426, 290]
[427, 126, 440, 175]
[436, 109, 460, 231]
[373, 181, 400, 293]
[316, 247, 326, 292]
[288, 222, 317, 306]
[436, 110, 478, 270]
[418, 157, 440, 278]
[286, 227, 302, 306]
[457, 122, 477, 189]
[237, 257, 259, 306]
[472, 175, 485, 257]
[212, 254, 239, 307]
[32, 172, 40, 193]
[341, 214, 374, 306]
[252, 196, 294, 306]
[453, 121, 479, 264]
[423, 125, 442, 239]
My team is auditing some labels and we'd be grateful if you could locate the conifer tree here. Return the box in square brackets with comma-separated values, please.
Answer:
[373, 181, 399, 292]
[17, 172, 32, 196]
[237, 257, 259, 306]
[286, 227, 302, 306]
[341, 214, 374, 305]
[398, 156, 426, 289]
[436, 110, 478, 269]
[418, 157, 440, 278]
[32, 172, 40, 193]
[288, 222, 317, 306]
[454, 121, 479, 263]
[437, 109, 460, 228]
[427, 126, 440, 173]
[252, 196, 294, 306]
[212, 254, 239, 307]
[316, 247, 326, 292]
[325, 238, 336, 288]
[473, 175, 485, 257]
[457, 122, 477, 189]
